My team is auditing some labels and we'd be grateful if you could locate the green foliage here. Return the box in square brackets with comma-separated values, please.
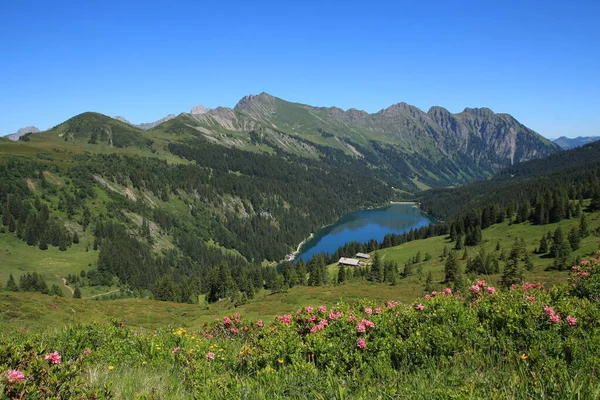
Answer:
[2, 266, 600, 398]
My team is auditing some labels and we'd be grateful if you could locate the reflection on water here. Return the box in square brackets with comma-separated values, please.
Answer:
[296, 204, 434, 262]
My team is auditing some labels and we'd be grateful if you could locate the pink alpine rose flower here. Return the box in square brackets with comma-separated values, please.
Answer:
[566, 316, 577, 326]
[6, 369, 25, 383]
[364, 307, 373, 315]
[470, 285, 480, 293]
[549, 314, 561, 323]
[223, 316, 232, 326]
[415, 303, 424, 311]
[375, 307, 383, 314]
[424, 294, 431, 299]
[318, 305, 327, 313]
[443, 288, 452, 295]
[362, 319, 375, 328]
[172, 347, 181, 354]
[356, 323, 366, 333]
[357, 337, 367, 349]
[305, 306, 313, 313]
[477, 280, 486, 287]
[257, 319, 264, 327]
[543, 306, 556, 316]
[486, 286, 496, 294]
[44, 351, 62, 364]
[206, 352, 215, 359]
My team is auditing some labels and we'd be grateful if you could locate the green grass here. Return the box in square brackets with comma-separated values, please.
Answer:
[2, 210, 599, 334]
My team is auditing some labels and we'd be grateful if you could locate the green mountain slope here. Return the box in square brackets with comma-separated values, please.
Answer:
[0, 95, 565, 306]
[156, 92, 560, 188]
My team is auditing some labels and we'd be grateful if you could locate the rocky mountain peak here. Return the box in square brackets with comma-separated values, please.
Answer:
[7, 126, 41, 141]
[462, 107, 495, 118]
[191, 105, 210, 115]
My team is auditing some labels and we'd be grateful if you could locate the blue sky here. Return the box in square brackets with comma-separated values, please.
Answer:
[1, 0, 598, 138]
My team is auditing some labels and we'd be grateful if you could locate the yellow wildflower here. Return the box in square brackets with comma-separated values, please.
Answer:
[520, 354, 528, 360]
[108, 366, 114, 370]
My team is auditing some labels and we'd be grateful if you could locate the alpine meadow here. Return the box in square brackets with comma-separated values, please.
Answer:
[2, 1, 600, 397]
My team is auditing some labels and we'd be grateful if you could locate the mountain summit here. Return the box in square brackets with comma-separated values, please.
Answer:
[6, 126, 40, 141]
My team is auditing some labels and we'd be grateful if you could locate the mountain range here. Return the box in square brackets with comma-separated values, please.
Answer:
[552, 136, 600, 150]
[0, 91, 592, 306]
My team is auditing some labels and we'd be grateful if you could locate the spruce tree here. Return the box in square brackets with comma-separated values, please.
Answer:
[501, 238, 525, 288]
[6, 274, 18, 291]
[454, 234, 463, 250]
[579, 214, 589, 238]
[369, 253, 382, 282]
[337, 264, 346, 284]
[568, 227, 581, 251]
[73, 287, 82, 299]
[538, 235, 548, 254]
[444, 251, 460, 284]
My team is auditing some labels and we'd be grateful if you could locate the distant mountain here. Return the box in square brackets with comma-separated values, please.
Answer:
[6, 126, 40, 141]
[113, 114, 177, 130]
[190, 105, 211, 115]
[169, 92, 560, 189]
[553, 136, 600, 150]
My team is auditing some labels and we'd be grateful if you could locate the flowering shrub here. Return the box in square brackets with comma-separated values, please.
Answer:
[2, 257, 600, 398]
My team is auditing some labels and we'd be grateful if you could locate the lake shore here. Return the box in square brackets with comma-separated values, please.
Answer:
[389, 201, 417, 205]
[284, 233, 315, 262]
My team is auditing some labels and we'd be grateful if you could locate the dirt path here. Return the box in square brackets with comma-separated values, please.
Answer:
[56, 275, 75, 295]
[85, 289, 120, 299]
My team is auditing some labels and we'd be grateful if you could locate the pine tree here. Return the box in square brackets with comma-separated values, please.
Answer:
[72, 232, 80, 244]
[444, 252, 460, 284]
[501, 238, 525, 288]
[337, 264, 346, 284]
[550, 226, 565, 258]
[6, 274, 18, 291]
[568, 227, 581, 251]
[454, 234, 463, 250]
[538, 235, 549, 254]
[425, 272, 433, 292]
[369, 253, 382, 282]
[579, 213, 589, 238]
[73, 287, 82, 299]
[415, 251, 422, 263]
[462, 248, 468, 260]
[442, 246, 449, 259]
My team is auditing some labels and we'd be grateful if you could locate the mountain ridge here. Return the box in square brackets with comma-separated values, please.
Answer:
[553, 136, 600, 150]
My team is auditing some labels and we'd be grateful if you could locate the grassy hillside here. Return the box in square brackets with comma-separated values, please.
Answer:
[2, 207, 598, 335]
[2, 256, 600, 398]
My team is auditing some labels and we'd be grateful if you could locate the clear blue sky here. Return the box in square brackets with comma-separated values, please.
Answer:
[1, 0, 598, 138]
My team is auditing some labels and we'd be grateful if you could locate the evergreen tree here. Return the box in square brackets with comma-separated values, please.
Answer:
[454, 234, 463, 250]
[579, 213, 589, 238]
[568, 227, 581, 251]
[462, 248, 468, 260]
[424, 272, 433, 292]
[444, 252, 460, 284]
[337, 264, 346, 284]
[501, 238, 525, 288]
[369, 253, 382, 282]
[6, 274, 18, 291]
[415, 251, 422, 263]
[589, 190, 600, 212]
[538, 235, 549, 254]
[72, 231, 80, 244]
[73, 287, 82, 299]
[550, 226, 565, 258]
[442, 246, 449, 259]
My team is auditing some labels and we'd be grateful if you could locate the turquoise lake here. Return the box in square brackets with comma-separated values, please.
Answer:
[296, 203, 435, 262]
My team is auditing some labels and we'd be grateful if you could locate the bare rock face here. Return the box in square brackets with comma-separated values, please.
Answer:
[191, 105, 210, 115]
[7, 126, 40, 141]
[230, 92, 560, 169]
